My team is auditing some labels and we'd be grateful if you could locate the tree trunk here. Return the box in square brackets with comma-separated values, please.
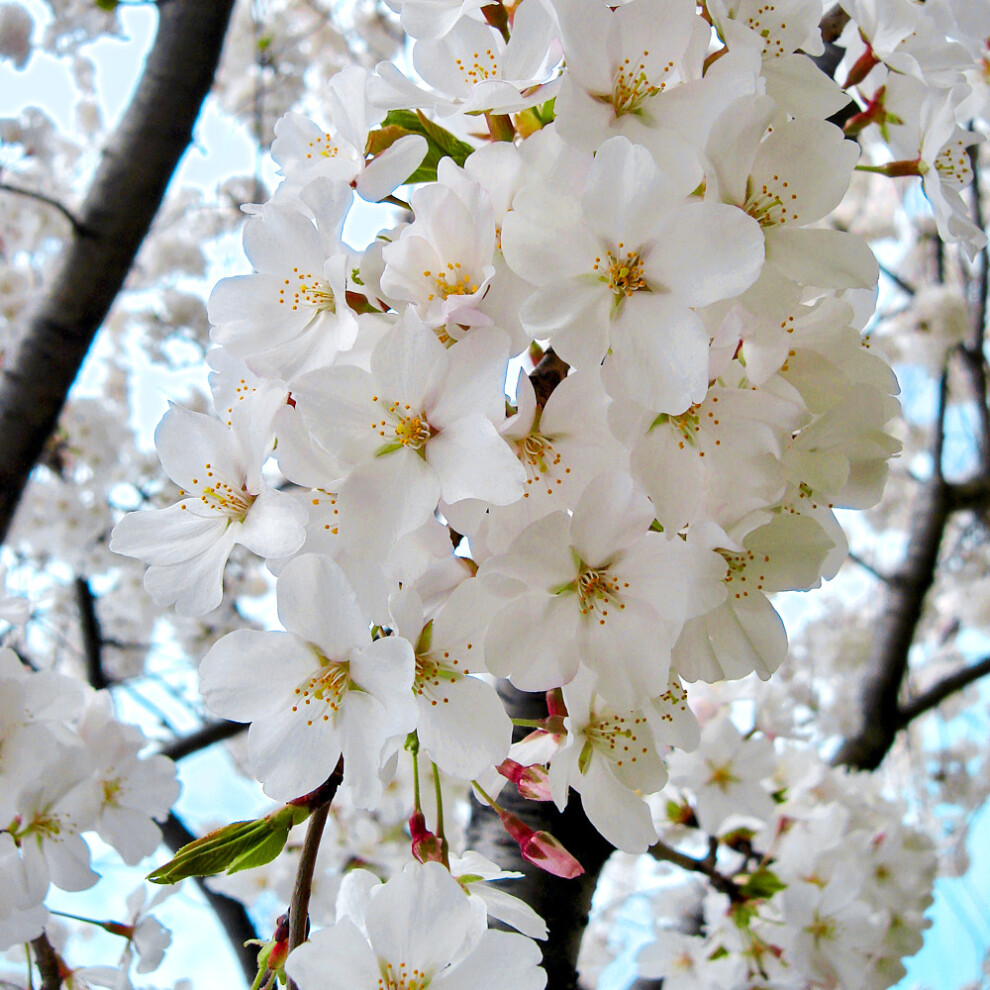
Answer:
[0, 0, 238, 543]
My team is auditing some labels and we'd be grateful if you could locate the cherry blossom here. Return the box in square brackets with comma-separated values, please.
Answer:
[199, 554, 417, 805]
[109, 403, 307, 616]
[285, 861, 546, 990]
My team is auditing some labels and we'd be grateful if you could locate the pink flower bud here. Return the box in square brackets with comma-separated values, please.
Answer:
[497, 810, 584, 878]
[497, 759, 553, 801]
[409, 810, 445, 864]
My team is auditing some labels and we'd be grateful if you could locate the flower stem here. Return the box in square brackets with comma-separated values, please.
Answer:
[431, 761, 450, 868]
[286, 758, 343, 979]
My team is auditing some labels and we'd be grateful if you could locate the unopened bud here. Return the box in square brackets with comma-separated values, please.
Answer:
[497, 810, 584, 878]
[497, 759, 553, 801]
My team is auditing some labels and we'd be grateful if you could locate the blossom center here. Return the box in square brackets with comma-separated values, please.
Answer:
[102, 777, 123, 807]
[594, 245, 649, 299]
[744, 184, 787, 227]
[414, 650, 468, 709]
[454, 48, 499, 86]
[377, 960, 431, 990]
[371, 397, 434, 452]
[198, 482, 256, 519]
[305, 132, 339, 159]
[278, 266, 336, 313]
[603, 51, 672, 116]
[575, 566, 627, 623]
[516, 432, 570, 499]
[291, 658, 351, 720]
[934, 138, 972, 188]
[706, 760, 738, 790]
[424, 262, 480, 301]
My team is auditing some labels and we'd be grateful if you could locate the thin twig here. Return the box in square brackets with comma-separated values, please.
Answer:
[878, 262, 916, 297]
[847, 551, 890, 582]
[0, 182, 91, 237]
[962, 142, 990, 476]
[933, 366, 949, 483]
[898, 655, 990, 726]
[648, 838, 741, 901]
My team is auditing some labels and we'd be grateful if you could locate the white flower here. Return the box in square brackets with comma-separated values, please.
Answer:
[269, 67, 427, 203]
[77, 693, 180, 866]
[667, 713, 776, 833]
[548, 666, 667, 852]
[208, 180, 359, 380]
[502, 136, 764, 412]
[389, 584, 512, 781]
[109, 403, 307, 616]
[285, 861, 546, 990]
[482, 472, 726, 708]
[199, 554, 417, 805]
[293, 314, 525, 555]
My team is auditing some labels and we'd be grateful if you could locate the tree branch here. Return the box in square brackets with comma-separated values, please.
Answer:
[159, 812, 259, 986]
[160, 719, 246, 762]
[0, 0, 237, 544]
[285, 760, 344, 989]
[75, 576, 109, 690]
[648, 838, 741, 902]
[897, 655, 990, 726]
[30, 933, 61, 990]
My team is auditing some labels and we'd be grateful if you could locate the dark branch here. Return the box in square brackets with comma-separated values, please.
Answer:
[961, 142, 990, 476]
[529, 348, 570, 408]
[160, 719, 246, 762]
[846, 551, 890, 582]
[160, 812, 259, 986]
[0, 0, 238, 544]
[30, 933, 61, 990]
[75, 576, 109, 690]
[819, 4, 850, 44]
[897, 655, 990, 726]
[878, 262, 916, 297]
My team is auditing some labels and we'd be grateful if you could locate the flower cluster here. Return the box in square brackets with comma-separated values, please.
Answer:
[0, 648, 180, 954]
[640, 716, 937, 990]
[103, 0, 984, 983]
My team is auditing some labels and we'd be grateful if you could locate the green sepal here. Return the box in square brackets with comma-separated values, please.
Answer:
[147, 805, 304, 884]
[94, 0, 118, 9]
[577, 740, 594, 776]
[739, 867, 787, 901]
[415, 619, 434, 655]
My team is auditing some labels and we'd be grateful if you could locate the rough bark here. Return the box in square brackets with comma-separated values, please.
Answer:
[0, 0, 237, 543]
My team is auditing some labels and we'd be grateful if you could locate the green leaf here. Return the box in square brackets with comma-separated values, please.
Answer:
[94, 0, 118, 9]
[739, 867, 787, 901]
[374, 110, 476, 185]
[148, 806, 300, 884]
